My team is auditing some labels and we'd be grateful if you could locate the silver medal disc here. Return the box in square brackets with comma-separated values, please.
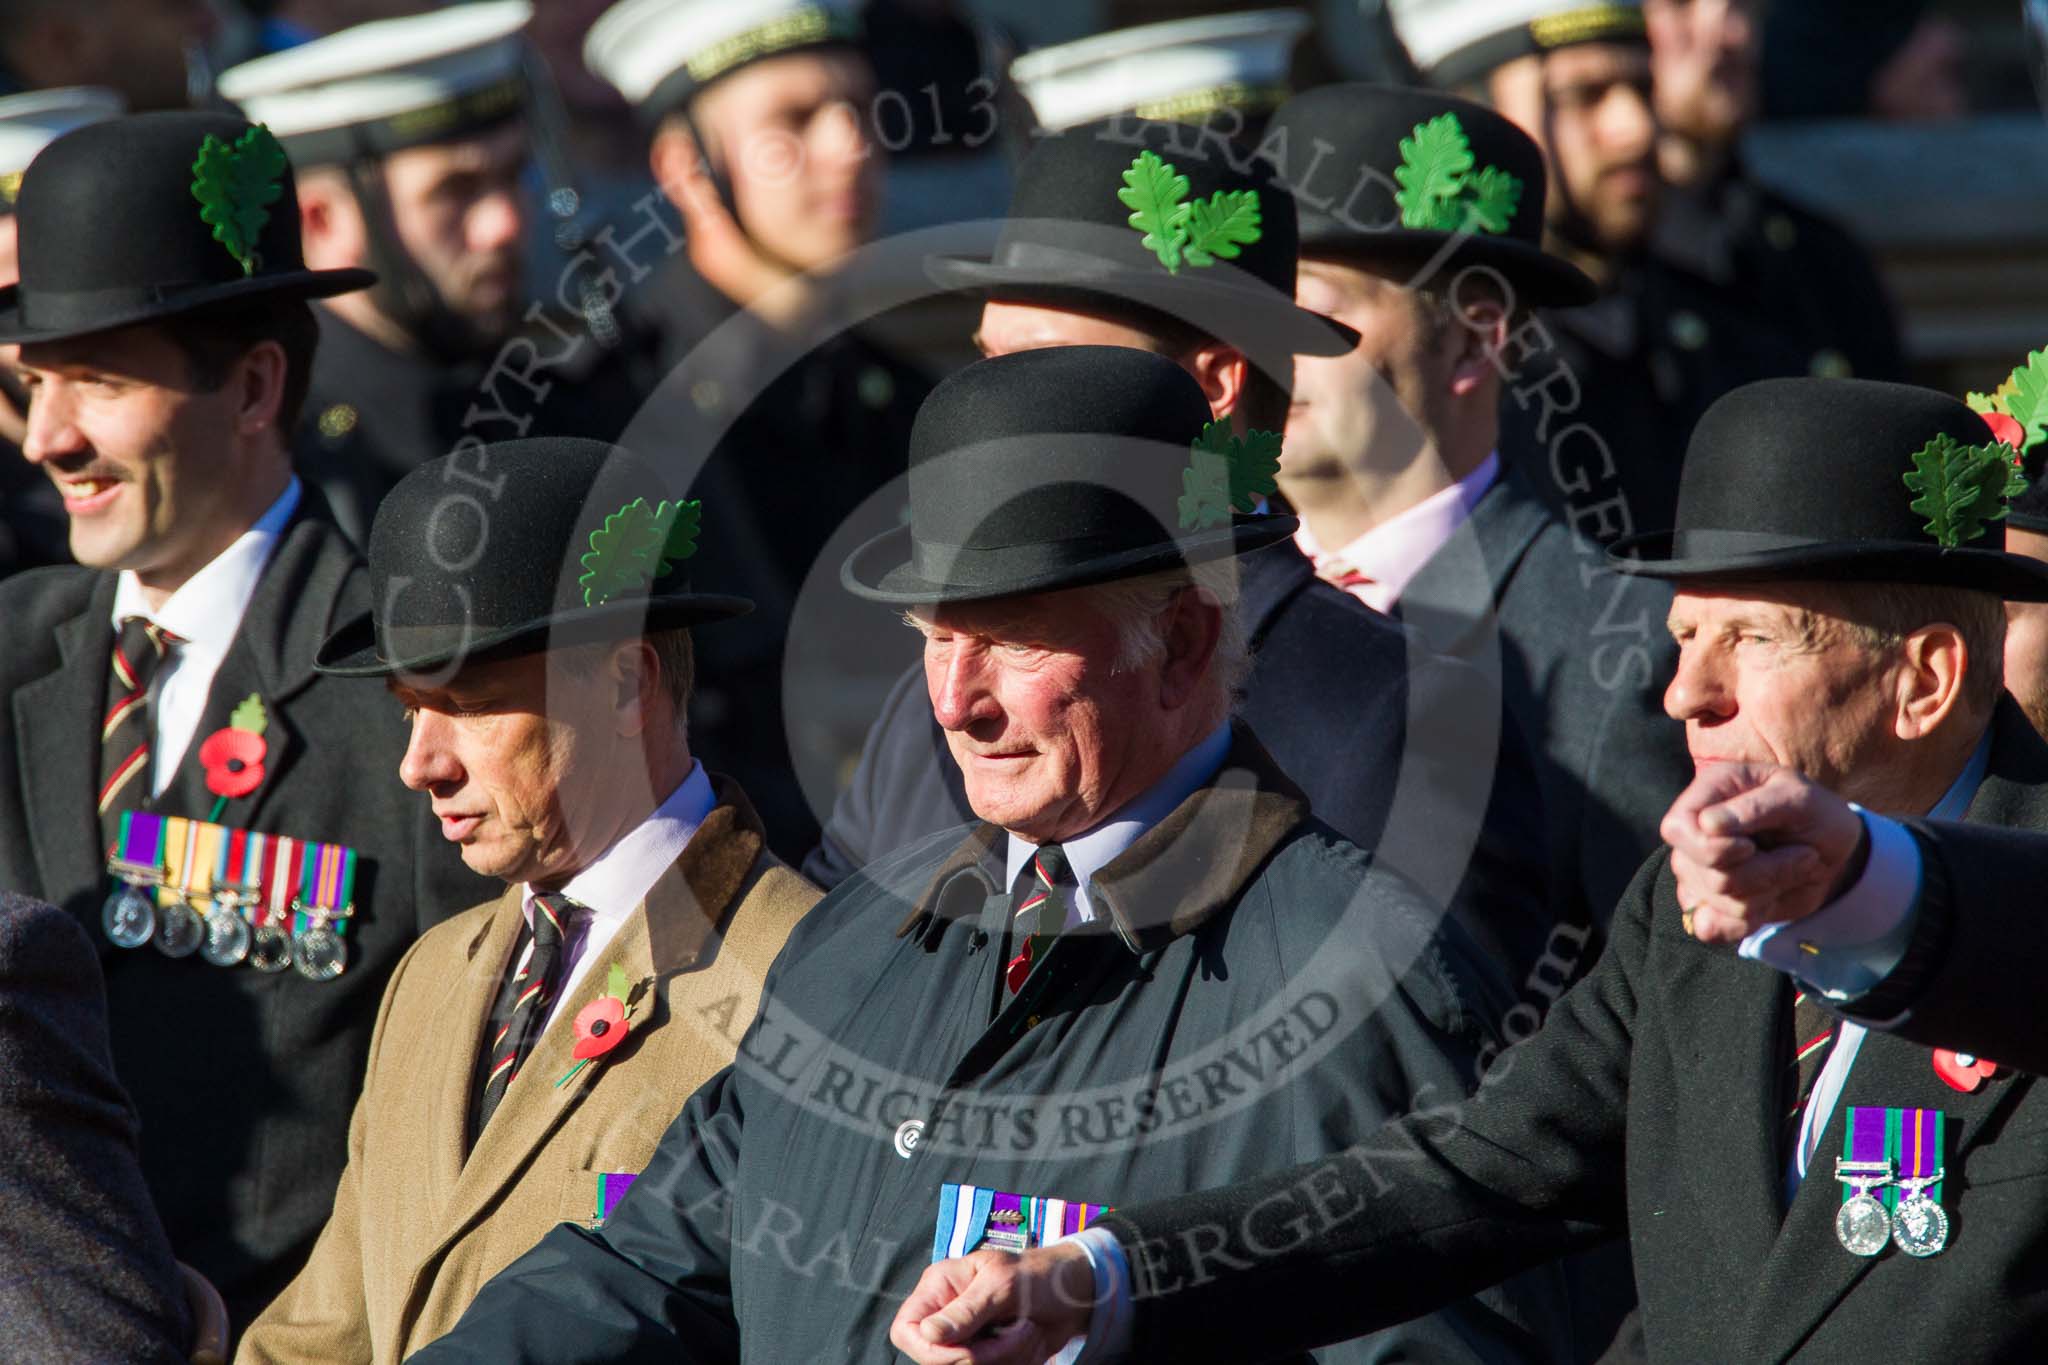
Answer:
[154, 900, 205, 958]
[293, 926, 346, 982]
[1893, 1194, 1950, 1257]
[102, 884, 157, 949]
[1836, 1192, 1892, 1257]
[200, 906, 252, 967]
[249, 924, 293, 973]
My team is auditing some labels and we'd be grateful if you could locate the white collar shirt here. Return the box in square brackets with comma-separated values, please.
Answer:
[1292, 452, 1499, 615]
[109, 478, 300, 796]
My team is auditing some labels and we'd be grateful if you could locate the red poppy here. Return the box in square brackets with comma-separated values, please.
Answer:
[199, 727, 267, 799]
[572, 996, 630, 1060]
[1983, 410, 2025, 451]
[1932, 1048, 1998, 1093]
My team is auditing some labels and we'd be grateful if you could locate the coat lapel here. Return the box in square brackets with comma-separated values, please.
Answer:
[423, 890, 526, 1224]
[424, 784, 770, 1262]
[15, 577, 120, 924]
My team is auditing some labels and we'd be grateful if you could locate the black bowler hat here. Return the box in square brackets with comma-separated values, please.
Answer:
[841, 346, 1297, 605]
[1609, 378, 2048, 601]
[1264, 85, 1595, 308]
[0, 111, 374, 346]
[315, 438, 752, 678]
[926, 120, 1359, 359]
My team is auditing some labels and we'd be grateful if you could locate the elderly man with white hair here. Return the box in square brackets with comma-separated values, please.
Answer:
[409, 345, 1571, 1363]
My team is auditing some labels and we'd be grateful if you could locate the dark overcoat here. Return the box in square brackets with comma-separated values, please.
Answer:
[0, 503, 490, 1324]
[410, 728, 1575, 1363]
[804, 541, 1561, 987]
[0, 892, 189, 1363]
[1094, 701, 2048, 1364]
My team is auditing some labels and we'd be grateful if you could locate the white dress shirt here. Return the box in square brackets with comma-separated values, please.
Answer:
[517, 761, 716, 1034]
[1291, 453, 1499, 615]
[109, 478, 300, 796]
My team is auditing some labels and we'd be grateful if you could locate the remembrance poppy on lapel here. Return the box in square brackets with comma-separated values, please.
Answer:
[558, 962, 638, 1088]
[200, 695, 270, 799]
[1933, 1049, 1999, 1093]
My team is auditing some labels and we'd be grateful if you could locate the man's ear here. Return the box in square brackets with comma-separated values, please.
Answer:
[1158, 587, 1225, 709]
[608, 640, 659, 738]
[297, 171, 367, 272]
[1447, 296, 1508, 399]
[1897, 623, 1971, 740]
[231, 340, 289, 436]
[1181, 342, 1251, 424]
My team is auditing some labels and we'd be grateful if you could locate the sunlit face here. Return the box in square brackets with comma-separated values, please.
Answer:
[694, 50, 880, 273]
[18, 324, 254, 579]
[1664, 585, 1905, 805]
[379, 121, 531, 342]
[1283, 257, 1444, 488]
[2003, 528, 2048, 738]
[1491, 44, 1660, 254]
[917, 590, 1179, 843]
[1645, 0, 1759, 146]
[391, 651, 624, 886]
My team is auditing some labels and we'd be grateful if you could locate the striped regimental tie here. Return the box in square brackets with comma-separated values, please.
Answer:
[1782, 986, 1840, 1174]
[1003, 843, 1072, 998]
[97, 615, 178, 855]
[470, 890, 582, 1144]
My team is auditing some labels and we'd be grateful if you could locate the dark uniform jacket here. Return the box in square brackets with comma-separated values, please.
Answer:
[1093, 700, 2048, 1364]
[0, 893, 189, 1364]
[294, 307, 652, 548]
[804, 541, 1561, 989]
[410, 726, 1575, 1363]
[0, 501, 490, 1325]
[1402, 463, 1692, 931]
[631, 258, 932, 858]
[1654, 158, 1904, 390]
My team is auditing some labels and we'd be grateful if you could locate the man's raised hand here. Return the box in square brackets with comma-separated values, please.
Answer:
[1660, 762, 1870, 944]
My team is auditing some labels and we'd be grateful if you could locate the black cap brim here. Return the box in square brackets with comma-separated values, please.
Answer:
[314, 592, 755, 679]
[840, 514, 1299, 606]
[0, 268, 378, 346]
[926, 254, 1359, 358]
[1608, 530, 2048, 602]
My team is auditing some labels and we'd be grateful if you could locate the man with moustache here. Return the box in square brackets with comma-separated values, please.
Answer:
[1388, 0, 1815, 536]
[218, 3, 649, 546]
[583, 0, 934, 852]
[1644, 0, 1904, 385]
[0, 111, 486, 1328]
[809, 121, 1562, 991]
[896, 377, 2048, 1363]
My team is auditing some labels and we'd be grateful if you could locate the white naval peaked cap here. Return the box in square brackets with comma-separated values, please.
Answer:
[1009, 9, 1308, 133]
[1387, 0, 1646, 87]
[0, 87, 124, 204]
[584, 0, 867, 119]
[217, 1, 533, 167]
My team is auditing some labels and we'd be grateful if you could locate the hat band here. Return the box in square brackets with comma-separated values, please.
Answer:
[988, 237, 1285, 299]
[1129, 81, 1289, 126]
[909, 529, 1182, 589]
[272, 74, 527, 168]
[1647, 528, 1989, 562]
[635, 8, 861, 120]
[15, 280, 247, 331]
[1425, 5, 1648, 86]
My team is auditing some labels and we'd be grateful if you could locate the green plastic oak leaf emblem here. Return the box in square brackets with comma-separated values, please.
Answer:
[1118, 151, 1262, 275]
[190, 125, 288, 277]
[1904, 433, 2026, 548]
[1966, 346, 2048, 457]
[228, 693, 268, 736]
[1394, 112, 1523, 237]
[1177, 422, 1283, 530]
[578, 497, 702, 607]
[606, 960, 631, 1004]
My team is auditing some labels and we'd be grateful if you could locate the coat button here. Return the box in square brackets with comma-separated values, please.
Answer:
[893, 1119, 925, 1159]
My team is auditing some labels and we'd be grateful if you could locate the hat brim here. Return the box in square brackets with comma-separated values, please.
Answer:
[925, 254, 1360, 358]
[1607, 530, 2048, 602]
[0, 268, 379, 346]
[313, 592, 755, 679]
[1297, 220, 1598, 309]
[839, 514, 1299, 606]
